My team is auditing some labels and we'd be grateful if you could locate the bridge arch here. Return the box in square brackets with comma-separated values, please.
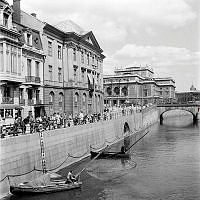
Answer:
[160, 109, 197, 124]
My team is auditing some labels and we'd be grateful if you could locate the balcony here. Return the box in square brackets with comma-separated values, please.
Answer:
[2, 97, 14, 104]
[36, 99, 42, 104]
[28, 99, 34, 106]
[19, 99, 25, 105]
[25, 76, 41, 85]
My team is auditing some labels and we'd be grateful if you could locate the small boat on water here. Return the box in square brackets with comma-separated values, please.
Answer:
[10, 173, 82, 195]
[90, 151, 130, 159]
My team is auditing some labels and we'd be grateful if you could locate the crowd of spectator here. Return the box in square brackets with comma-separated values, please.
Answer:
[0, 104, 154, 139]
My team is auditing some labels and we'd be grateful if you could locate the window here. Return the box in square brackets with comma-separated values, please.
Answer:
[92, 56, 94, 64]
[59, 92, 63, 106]
[3, 86, 11, 97]
[74, 93, 79, 104]
[58, 67, 62, 82]
[11, 46, 14, 73]
[81, 51, 84, 63]
[49, 65, 53, 81]
[36, 90, 40, 103]
[18, 48, 21, 75]
[27, 89, 33, 100]
[73, 49, 76, 61]
[48, 41, 52, 56]
[6, 44, 10, 72]
[5, 109, 13, 118]
[27, 59, 32, 76]
[35, 61, 39, 77]
[58, 45, 61, 59]
[3, 13, 9, 28]
[74, 67, 77, 82]
[27, 33, 31, 45]
[19, 88, 23, 100]
[81, 70, 84, 82]
[0, 109, 4, 118]
[0, 43, 3, 72]
[49, 91, 54, 104]
[83, 93, 86, 105]
[87, 54, 89, 65]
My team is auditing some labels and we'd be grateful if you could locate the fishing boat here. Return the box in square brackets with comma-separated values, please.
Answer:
[90, 151, 130, 159]
[10, 173, 82, 195]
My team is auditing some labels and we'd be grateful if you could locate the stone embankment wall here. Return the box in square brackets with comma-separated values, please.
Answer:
[0, 106, 159, 198]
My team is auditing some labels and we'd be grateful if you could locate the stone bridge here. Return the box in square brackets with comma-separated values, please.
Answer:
[157, 103, 200, 124]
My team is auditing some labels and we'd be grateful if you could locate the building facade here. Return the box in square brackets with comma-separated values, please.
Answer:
[176, 85, 200, 104]
[103, 66, 176, 106]
[43, 21, 104, 116]
[12, 0, 45, 118]
[0, 0, 23, 124]
[8, 0, 105, 118]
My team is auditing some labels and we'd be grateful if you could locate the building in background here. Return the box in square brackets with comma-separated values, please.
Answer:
[12, 0, 45, 118]
[8, 0, 105, 117]
[42, 21, 105, 116]
[176, 85, 200, 104]
[103, 66, 176, 107]
[0, 0, 23, 124]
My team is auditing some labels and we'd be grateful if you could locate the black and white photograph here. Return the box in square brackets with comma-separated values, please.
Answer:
[0, 0, 199, 199]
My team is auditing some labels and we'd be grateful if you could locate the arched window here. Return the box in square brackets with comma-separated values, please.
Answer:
[83, 93, 86, 104]
[75, 92, 79, 103]
[114, 87, 120, 95]
[106, 87, 112, 95]
[59, 92, 63, 106]
[122, 87, 128, 96]
[49, 91, 54, 104]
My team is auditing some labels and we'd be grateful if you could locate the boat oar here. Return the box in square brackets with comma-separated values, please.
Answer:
[75, 148, 105, 179]
[125, 130, 149, 152]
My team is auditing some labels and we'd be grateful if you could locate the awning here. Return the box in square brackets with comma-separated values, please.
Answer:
[0, 82, 7, 86]
[0, 104, 23, 109]
[87, 73, 93, 84]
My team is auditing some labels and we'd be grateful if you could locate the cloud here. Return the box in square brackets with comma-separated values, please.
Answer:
[17, 0, 196, 28]
[7, 0, 197, 52]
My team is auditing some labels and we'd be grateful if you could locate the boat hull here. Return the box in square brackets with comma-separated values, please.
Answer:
[10, 182, 82, 195]
[90, 151, 130, 159]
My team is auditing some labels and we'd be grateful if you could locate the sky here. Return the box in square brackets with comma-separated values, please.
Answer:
[7, 0, 200, 92]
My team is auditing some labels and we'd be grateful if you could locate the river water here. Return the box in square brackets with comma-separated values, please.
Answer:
[8, 115, 200, 200]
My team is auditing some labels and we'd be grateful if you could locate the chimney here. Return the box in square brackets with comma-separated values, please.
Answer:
[31, 13, 37, 18]
[13, 0, 21, 24]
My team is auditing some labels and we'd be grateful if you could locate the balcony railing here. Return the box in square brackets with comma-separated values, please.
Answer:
[19, 99, 25, 105]
[2, 97, 14, 104]
[25, 76, 41, 83]
[36, 99, 42, 104]
[28, 99, 34, 106]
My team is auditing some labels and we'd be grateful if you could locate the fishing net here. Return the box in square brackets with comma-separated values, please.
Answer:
[86, 157, 137, 181]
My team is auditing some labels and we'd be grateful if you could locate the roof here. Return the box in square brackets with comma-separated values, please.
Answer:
[55, 20, 88, 35]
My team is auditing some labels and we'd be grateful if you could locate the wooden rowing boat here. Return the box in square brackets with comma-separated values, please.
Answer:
[10, 173, 82, 195]
[10, 182, 82, 195]
[90, 151, 130, 159]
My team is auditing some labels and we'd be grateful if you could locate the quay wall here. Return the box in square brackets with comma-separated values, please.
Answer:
[0, 106, 159, 198]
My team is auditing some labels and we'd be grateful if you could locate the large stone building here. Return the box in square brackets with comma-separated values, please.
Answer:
[176, 85, 200, 104]
[42, 21, 104, 116]
[12, 0, 45, 118]
[0, 0, 105, 122]
[103, 66, 176, 106]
